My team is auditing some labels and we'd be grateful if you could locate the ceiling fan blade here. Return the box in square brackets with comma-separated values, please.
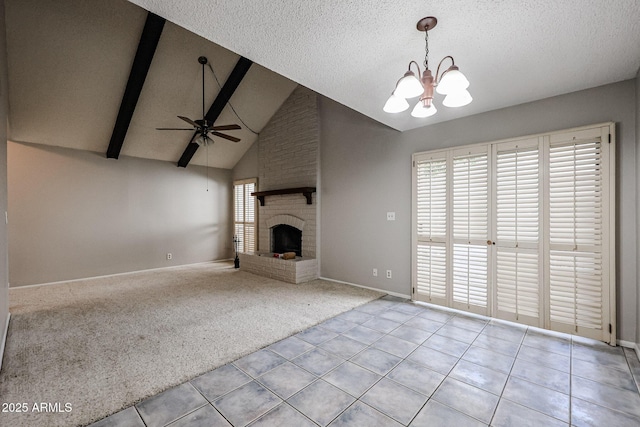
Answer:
[178, 116, 200, 128]
[211, 124, 241, 131]
[156, 127, 196, 131]
[210, 131, 241, 143]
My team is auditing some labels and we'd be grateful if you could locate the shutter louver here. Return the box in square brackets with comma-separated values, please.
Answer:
[495, 144, 540, 325]
[453, 244, 488, 307]
[452, 152, 488, 312]
[412, 123, 613, 343]
[548, 139, 604, 337]
[234, 179, 257, 253]
[244, 183, 255, 252]
[414, 157, 447, 304]
[549, 141, 602, 251]
[496, 249, 539, 323]
[416, 243, 447, 300]
[234, 184, 244, 223]
[416, 159, 447, 240]
[549, 251, 603, 329]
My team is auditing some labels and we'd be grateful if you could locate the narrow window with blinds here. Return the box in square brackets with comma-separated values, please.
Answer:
[234, 179, 257, 253]
[412, 123, 615, 343]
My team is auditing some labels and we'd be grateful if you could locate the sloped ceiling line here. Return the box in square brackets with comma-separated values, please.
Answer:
[177, 56, 253, 168]
[106, 12, 165, 160]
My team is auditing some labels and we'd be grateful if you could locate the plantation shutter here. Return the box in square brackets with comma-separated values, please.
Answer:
[234, 179, 257, 253]
[546, 126, 612, 341]
[413, 154, 448, 304]
[494, 138, 542, 326]
[234, 183, 245, 250]
[412, 123, 614, 343]
[451, 147, 489, 314]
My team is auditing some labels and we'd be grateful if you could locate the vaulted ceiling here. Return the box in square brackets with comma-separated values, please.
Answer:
[6, 1, 640, 169]
[128, 0, 640, 132]
[5, 0, 297, 168]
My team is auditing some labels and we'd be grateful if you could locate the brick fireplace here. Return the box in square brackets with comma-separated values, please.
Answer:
[239, 86, 319, 283]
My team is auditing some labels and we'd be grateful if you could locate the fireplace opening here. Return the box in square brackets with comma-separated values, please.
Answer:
[271, 224, 302, 256]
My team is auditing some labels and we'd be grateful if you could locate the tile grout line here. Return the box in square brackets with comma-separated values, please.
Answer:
[391, 305, 444, 426]
[334, 303, 436, 426]
[134, 405, 148, 427]
[104, 299, 640, 427]
[487, 323, 528, 426]
[623, 347, 640, 393]
[159, 402, 209, 427]
[402, 310, 487, 426]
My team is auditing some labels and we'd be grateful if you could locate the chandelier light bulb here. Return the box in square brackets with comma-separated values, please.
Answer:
[411, 101, 437, 118]
[436, 67, 470, 95]
[383, 93, 410, 113]
[442, 89, 473, 107]
[394, 72, 424, 99]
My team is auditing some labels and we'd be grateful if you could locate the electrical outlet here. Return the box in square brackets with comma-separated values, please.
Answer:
[386, 270, 392, 279]
[373, 268, 378, 277]
[167, 253, 172, 260]
[386, 212, 396, 221]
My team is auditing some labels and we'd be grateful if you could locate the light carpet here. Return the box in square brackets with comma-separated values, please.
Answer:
[0, 262, 383, 427]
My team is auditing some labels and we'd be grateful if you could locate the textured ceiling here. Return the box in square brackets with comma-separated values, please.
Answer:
[5, 0, 297, 168]
[6, 1, 640, 170]
[127, 0, 640, 132]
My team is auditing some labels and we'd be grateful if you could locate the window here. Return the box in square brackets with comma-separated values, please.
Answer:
[234, 179, 257, 253]
[412, 123, 615, 343]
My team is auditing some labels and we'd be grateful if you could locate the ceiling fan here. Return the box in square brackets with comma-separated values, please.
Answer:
[156, 56, 241, 146]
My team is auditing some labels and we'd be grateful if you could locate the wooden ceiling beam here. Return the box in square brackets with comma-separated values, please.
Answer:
[106, 12, 165, 159]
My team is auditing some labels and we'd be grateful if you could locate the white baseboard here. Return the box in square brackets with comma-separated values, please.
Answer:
[319, 277, 411, 300]
[10, 259, 234, 290]
[0, 312, 10, 373]
[617, 339, 636, 349]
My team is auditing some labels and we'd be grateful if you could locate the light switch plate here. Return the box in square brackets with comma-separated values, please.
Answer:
[387, 212, 395, 221]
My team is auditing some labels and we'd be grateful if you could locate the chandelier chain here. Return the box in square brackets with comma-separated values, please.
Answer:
[423, 29, 429, 69]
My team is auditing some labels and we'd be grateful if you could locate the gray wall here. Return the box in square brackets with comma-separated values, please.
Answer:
[0, 0, 10, 358]
[636, 68, 640, 349]
[232, 141, 258, 182]
[8, 142, 233, 286]
[320, 80, 638, 342]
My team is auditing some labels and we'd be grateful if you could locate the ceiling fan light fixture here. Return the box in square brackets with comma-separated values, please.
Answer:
[383, 93, 410, 113]
[194, 134, 207, 146]
[157, 56, 242, 151]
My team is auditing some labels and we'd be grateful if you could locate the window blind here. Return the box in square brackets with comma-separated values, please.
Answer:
[234, 179, 257, 253]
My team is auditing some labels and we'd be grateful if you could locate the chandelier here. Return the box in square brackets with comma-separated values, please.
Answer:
[383, 16, 472, 118]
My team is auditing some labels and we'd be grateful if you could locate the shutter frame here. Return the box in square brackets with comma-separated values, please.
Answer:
[412, 122, 615, 343]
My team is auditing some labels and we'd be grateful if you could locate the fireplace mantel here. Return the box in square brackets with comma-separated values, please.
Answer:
[251, 187, 316, 206]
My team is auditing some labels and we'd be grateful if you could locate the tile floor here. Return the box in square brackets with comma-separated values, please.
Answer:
[90, 296, 640, 427]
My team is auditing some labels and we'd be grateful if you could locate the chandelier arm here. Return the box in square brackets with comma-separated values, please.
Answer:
[435, 55, 455, 83]
[408, 60, 422, 77]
